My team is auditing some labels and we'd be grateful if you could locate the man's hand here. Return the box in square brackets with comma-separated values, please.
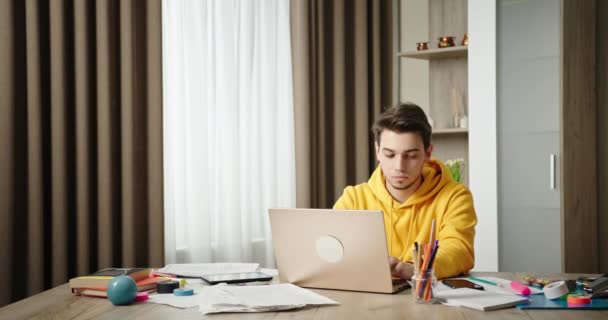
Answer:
[389, 256, 414, 280]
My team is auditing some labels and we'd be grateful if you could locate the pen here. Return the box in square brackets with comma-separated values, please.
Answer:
[468, 276, 497, 286]
[468, 276, 531, 295]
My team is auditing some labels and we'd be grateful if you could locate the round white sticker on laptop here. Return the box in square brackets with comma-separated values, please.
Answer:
[316, 235, 344, 263]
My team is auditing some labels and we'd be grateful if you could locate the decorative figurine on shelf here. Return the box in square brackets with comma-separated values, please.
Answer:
[460, 114, 468, 129]
[461, 33, 468, 46]
[446, 158, 465, 183]
[438, 36, 455, 48]
[417, 42, 429, 51]
[451, 88, 460, 128]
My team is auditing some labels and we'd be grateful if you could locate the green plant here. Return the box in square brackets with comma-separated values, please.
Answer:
[445, 158, 465, 183]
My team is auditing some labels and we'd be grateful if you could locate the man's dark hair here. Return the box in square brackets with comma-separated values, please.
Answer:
[372, 102, 432, 150]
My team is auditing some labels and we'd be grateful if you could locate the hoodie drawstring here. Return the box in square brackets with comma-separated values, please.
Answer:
[390, 202, 418, 261]
[402, 204, 416, 260]
[389, 200, 394, 255]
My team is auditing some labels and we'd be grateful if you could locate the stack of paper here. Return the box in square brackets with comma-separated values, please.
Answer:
[156, 263, 259, 277]
[436, 288, 530, 311]
[198, 283, 339, 315]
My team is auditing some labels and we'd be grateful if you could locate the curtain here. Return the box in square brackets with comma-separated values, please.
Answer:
[0, 0, 164, 307]
[291, 0, 394, 209]
[162, 0, 295, 267]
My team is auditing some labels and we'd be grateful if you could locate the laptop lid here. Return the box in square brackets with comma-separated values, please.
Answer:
[268, 208, 409, 293]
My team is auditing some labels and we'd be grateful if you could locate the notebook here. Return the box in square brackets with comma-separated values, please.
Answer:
[436, 288, 530, 311]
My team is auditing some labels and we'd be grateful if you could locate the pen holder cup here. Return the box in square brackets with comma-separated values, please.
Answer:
[411, 270, 437, 304]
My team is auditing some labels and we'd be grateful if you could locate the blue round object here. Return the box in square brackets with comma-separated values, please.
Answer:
[107, 275, 137, 306]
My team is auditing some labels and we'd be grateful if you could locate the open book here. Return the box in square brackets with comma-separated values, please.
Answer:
[436, 288, 529, 311]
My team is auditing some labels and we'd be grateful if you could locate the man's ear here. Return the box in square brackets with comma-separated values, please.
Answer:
[425, 144, 434, 161]
[375, 141, 380, 162]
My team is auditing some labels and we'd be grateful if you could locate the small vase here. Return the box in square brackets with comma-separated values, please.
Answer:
[453, 114, 461, 128]
[460, 114, 468, 129]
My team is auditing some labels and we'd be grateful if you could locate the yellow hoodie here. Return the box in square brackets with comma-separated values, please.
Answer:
[333, 159, 476, 279]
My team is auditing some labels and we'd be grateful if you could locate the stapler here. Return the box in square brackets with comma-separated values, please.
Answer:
[583, 276, 608, 294]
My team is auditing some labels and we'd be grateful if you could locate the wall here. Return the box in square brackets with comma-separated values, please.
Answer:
[468, 0, 498, 272]
[399, 0, 429, 112]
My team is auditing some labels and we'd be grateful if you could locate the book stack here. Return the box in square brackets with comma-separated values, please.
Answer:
[69, 268, 167, 298]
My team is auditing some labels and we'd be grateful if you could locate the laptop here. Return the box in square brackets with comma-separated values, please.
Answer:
[268, 208, 410, 294]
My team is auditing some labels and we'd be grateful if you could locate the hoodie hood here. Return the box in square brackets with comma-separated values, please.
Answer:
[368, 158, 452, 208]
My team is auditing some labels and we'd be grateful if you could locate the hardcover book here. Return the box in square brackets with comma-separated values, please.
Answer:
[69, 268, 151, 289]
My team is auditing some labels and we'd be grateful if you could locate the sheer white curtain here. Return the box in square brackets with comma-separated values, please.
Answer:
[162, 0, 295, 267]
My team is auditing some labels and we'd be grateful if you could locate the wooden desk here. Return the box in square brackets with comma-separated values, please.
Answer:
[1, 272, 606, 319]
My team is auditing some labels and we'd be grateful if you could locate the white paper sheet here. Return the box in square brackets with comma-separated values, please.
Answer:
[156, 263, 259, 277]
[436, 288, 530, 311]
[198, 283, 339, 315]
[147, 292, 201, 309]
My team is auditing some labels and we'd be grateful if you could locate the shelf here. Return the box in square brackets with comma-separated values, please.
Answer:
[398, 46, 468, 60]
[432, 128, 468, 135]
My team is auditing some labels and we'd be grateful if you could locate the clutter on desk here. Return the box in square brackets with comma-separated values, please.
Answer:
[156, 280, 180, 293]
[436, 287, 529, 311]
[69, 267, 150, 290]
[147, 290, 201, 309]
[198, 283, 338, 315]
[467, 276, 542, 295]
[542, 281, 569, 299]
[145, 267, 281, 309]
[71, 276, 171, 298]
[156, 263, 259, 278]
[107, 275, 138, 305]
[411, 219, 440, 303]
[458, 275, 608, 311]
[521, 274, 552, 289]
[517, 292, 608, 310]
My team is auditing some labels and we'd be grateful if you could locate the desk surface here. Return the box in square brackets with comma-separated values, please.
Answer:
[1, 272, 607, 320]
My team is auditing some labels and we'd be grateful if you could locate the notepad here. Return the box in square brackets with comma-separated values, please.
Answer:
[436, 288, 530, 311]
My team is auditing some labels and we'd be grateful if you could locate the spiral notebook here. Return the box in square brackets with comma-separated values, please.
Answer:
[436, 288, 530, 311]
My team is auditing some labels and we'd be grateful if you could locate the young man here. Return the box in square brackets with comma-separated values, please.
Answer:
[334, 103, 476, 280]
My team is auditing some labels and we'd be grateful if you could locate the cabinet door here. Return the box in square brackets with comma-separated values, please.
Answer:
[497, 0, 561, 272]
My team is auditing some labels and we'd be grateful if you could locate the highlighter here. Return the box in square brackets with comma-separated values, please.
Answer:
[510, 281, 531, 295]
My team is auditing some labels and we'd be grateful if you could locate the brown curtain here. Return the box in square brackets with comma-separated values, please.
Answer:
[291, 0, 393, 208]
[0, 0, 164, 307]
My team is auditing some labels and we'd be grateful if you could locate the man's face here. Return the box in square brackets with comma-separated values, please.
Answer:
[375, 130, 432, 191]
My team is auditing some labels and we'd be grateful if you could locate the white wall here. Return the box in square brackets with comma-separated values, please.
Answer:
[399, 0, 429, 113]
[468, 0, 498, 272]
